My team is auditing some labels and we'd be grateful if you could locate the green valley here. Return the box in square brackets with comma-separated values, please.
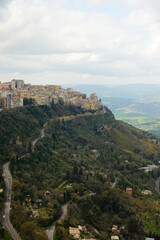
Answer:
[115, 115, 160, 136]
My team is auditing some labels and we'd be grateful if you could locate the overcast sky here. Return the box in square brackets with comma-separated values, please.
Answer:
[1, 0, 160, 86]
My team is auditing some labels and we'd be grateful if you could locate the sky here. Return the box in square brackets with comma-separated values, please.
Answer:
[0, 0, 160, 86]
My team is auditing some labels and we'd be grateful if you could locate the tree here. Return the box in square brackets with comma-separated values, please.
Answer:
[73, 166, 78, 175]
[20, 222, 36, 240]
[66, 170, 70, 180]
[34, 232, 48, 240]
[23, 98, 36, 106]
[56, 226, 74, 240]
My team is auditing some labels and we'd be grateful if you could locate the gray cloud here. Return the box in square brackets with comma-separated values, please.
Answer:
[0, 0, 160, 85]
[0, 0, 12, 8]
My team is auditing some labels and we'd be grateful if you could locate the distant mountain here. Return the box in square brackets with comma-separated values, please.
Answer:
[107, 83, 160, 99]
[63, 83, 160, 99]
[102, 97, 160, 116]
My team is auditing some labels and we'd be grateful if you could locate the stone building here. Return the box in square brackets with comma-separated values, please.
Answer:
[11, 79, 24, 90]
[0, 79, 102, 110]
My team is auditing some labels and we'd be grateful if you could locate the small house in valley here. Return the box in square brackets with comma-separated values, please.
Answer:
[145, 238, 155, 240]
[111, 236, 119, 240]
[126, 187, 132, 195]
[69, 227, 80, 239]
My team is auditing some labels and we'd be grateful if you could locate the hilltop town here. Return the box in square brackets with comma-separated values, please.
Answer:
[0, 79, 101, 110]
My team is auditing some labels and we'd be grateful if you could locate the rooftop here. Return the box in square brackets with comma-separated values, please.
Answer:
[111, 236, 119, 240]
[69, 227, 80, 235]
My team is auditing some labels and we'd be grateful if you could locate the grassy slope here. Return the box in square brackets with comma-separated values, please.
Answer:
[111, 120, 160, 156]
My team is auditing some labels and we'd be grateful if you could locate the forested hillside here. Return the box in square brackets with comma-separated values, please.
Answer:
[0, 104, 160, 240]
[0, 104, 86, 162]
[0, 104, 88, 240]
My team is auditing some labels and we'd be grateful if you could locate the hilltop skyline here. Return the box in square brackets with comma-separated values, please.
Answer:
[1, 0, 160, 86]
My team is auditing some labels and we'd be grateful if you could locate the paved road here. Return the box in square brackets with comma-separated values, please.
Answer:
[46, 224, 55, 240]
[2, 162, 21, 240]
[46, 193, 95, 240]
[46, 202, 69, 240]
[59, 202, 69, 221]
[2, 128, 45, 238]
[111, 177, 118, 189]
[31, 128, 45, 153]
[2, 114, 98, 240]
[155, 176, 160, 194]
[80, 192, 96, 199]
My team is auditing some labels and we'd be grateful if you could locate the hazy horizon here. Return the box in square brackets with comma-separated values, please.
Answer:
[2, 80, 160, 88]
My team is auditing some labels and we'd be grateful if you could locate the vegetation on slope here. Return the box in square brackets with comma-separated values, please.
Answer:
[0, 104, 89, 240]
[0, 104, 87, 162]
[6, 105, 160, 239]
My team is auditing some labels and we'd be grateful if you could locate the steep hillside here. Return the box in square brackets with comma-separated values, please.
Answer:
[5, 105, 160, 240]
[0, 104, 90, 240]
[0, 104, 87, 162]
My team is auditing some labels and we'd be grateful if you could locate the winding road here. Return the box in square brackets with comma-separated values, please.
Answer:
[2, 162, 21, 240]
[46, 202, 69, 240]
[2, 128, 45, 240]
[155, 176, 160, 194]
[2, 113, 99, 240]
[31, 128, 45, 153]
[46, 193, 96, 240]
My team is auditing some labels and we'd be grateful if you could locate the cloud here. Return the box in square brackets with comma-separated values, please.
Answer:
[0, 1, 119, 55]
[0, 0, 160, 85]
[0, 0, 12, 8]
[89, 0, 111, 5]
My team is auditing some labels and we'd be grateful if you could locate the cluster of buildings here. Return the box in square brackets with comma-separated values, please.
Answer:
[69, 224, 155, 240]
[111, 224, 126, 240]
[0, 79, 102, 110]
[69, 226, 96, 240]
